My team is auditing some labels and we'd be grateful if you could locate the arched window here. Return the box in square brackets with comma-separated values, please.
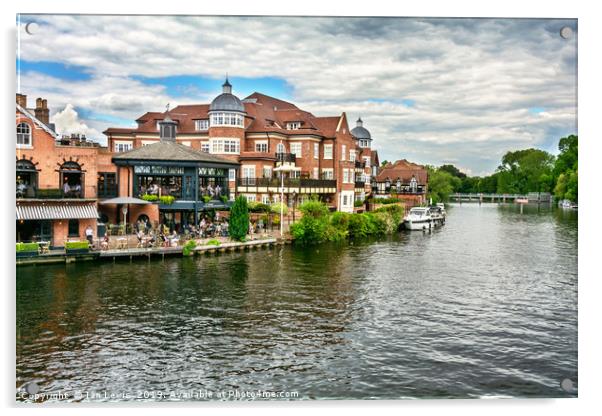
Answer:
[276, 143, 285, 154]
[17, 123, 31, 146]
[60, 161, 84, 198]
[16, 159, 38, 198]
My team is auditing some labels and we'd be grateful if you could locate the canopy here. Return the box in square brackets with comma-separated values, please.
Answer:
[99, 196, 150, 205]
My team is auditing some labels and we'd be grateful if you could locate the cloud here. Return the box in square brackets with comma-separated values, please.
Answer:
[17, 15, 577, 174]
[50, 104, 101, 138]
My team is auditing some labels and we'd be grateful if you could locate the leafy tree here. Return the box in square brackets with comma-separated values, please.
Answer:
[439, 164, 467, 179]
[229, 196, 249, 241]
[427, 167, 460, 203]
[553, 135, 578, 202]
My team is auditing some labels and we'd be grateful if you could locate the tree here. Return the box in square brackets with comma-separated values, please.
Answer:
[229, 196, 249, 241]
[553, 135, 578, 202]
[427, 168, 461, 203]
[439, 164, 467, 179]
[496, 148, 555, 194]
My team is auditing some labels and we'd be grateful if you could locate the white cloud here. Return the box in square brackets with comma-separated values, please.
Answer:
[50, 104, 100, 138]
[17, 16, 577, 174]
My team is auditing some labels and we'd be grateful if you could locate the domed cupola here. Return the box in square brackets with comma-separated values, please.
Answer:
[209, 77, 245, 113]
[351, 117, 372, 148]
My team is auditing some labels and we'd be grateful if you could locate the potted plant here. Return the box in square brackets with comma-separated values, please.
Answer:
[16, 242, 39, 258]
[65, 241, 90, 255]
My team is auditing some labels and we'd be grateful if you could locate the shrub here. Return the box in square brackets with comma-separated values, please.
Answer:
[16, 242, 39, 252]
[370, 197, 401, 205]
[299, 199, 329, 218]
[290, 214, 330, 245]
[159, 195, 175, 205]
[206, 239, 221, 246]
[203, 195, 211, 203]
[248, 201, 270, 213]
[220, 195, 229, 203]
[270, 202, 288, 216]
[141, 194, 159, 202]
[182, 240, 197, 256]
[354, 199, 364, 207]
[230, 196, 249, 241]
[65, 241, 89, 250]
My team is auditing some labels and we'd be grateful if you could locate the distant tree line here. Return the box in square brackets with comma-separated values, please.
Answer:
[426, 135, 578, 203]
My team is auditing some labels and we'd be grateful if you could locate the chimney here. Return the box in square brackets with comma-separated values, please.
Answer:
[34, 97, 50, 125]
[16, 93, 27, 108]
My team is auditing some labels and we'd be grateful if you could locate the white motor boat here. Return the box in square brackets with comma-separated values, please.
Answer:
[558, 199, 578, 210]
[403, 207, 434, 231]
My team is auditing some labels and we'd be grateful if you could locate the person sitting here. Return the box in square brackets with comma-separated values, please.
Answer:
[207, 184, 214, 197]
[136, 229, 144, 248]
[148, 183, 159, 195]
[100, 235, 110, 251]
[159, 231, 168, 247]
[63, 181, 71, 197]
[73, 183, 82, 198]
[16, 180, 27, 198]
[169, 230, 179, 247]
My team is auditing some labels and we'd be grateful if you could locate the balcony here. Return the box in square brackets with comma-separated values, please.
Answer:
[237, 177, 336, 194]
[374, 183, 427, 195]
[16, 187, 88, 199]
[276, 152, 296, 163]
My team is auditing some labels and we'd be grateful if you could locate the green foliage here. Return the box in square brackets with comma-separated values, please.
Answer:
[270, 202, 289, 216]
[427, 168, 461, 203]
[202, 195, 211, 203]
[290, 200, 404, 246]
[220, 195, 229, 203]
[16, 242, 39, 252]
[65, 241, 89, 250]
[553, 135, 578, 202]
[248, 201, 271, 213]
[159, 195, 175, 205]
[182, 240, 197, 256]
[206, 239, 221, 246]
[141, 194, 159, 202]
[354, 199, 364, 207]
[439, 164, 467, 179]
[369, 197, 401, 205]
[230, 196, 250, 241]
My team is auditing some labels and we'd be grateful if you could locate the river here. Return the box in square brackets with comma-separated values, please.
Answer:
[16, 203, 578, 401]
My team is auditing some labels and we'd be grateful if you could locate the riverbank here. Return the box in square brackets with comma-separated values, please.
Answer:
[16, 237, 286, 266]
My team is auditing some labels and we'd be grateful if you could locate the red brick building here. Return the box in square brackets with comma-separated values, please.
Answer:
[16, 94, 104, 247]
[104, 79, 379, 212]
[373, 159, 429, 206]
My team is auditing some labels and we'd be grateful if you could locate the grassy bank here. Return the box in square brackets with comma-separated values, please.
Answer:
[290, 199, 405, 245]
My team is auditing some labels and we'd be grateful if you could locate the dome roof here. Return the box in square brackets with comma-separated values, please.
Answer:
[351, 125, 371, 139]
[209, 77, 245, 113]
[351, 117, 371, 139]
[209, 93, 245, 112]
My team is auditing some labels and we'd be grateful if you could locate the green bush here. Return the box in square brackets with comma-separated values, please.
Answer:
[270, 202, 289, 216]
[206, 239, 221, 246]
[203, 195, 211, 203]
[248, 201, 270, 213]
[369, 197, 401, 205]
[230, 196, 249, 241]
[65, 241, 89, 250]
[159, 195, 175, 205]
[354, 199, 364, 207]
[220, 195, 229, 203]
[182, 240, 197, 256]
[298, 199, 329, 217]
[16, 242, 39, 252]
[141, 194, 159, 202]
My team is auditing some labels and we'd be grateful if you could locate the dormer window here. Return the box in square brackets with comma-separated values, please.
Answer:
[210, 112, 244, 127]
[195, 119, 209, 131]
[286, 121, 301, 130]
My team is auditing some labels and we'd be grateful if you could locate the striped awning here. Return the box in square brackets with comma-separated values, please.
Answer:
[16, 202, 99, 220]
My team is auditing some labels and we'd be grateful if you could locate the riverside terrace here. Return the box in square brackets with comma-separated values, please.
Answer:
[107, 115, 240, 231]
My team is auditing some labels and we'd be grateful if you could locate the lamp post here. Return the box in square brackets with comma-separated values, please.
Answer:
[273, 164, 296, 237]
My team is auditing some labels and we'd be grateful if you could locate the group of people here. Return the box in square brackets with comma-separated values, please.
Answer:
[199, 183, 222, 199]
[63, 180, 82, 198]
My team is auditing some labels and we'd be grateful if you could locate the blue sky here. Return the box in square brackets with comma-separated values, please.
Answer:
[16, 15, 577, 176]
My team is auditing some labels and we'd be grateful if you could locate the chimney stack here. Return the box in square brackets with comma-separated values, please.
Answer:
[34, 97, 50, 125]
[16, 93, 27, 108]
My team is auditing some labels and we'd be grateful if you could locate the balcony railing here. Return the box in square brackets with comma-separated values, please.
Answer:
[373, 184, 426, 195]
[237, 177, 336, 188]
[275, 152, 296, 163]
[16, 187, 86, 199]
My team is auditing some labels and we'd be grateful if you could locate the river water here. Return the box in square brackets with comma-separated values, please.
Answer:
[16, 203, 578, 401]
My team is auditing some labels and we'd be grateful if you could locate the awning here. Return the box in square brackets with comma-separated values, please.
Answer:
[16, 202, 99, 220]
[99, 196, 150, 205]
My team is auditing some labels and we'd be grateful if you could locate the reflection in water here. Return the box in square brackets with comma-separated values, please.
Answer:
[16, 204, 577, 401]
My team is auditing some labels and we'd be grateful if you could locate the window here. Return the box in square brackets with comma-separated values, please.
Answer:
[228, 169, 236, 181]
[313, 167, 319, 179]
[244, 194, 256, 203]
[210, 138, 240, 154]
[201, 142, 210, 153]
[343, 169, 349, 183]
[210, 112, 244, 127]
[68, 219, 79, 237]
[97, 172, 117, 198]
[341, 145, 346, 161]
[242, 166, 256, 183]
[276, 143, 285, 154]
[114, 141, 133, 152]
[322, 169, 334, 179]
[363, 156, 370, 168]
[195, 119, 209, 130]
[286, 121, 301, 130]
[255, 141, 268, 153]
[350, 150, 356, 162]
[314, 143, 319, 159]
[290, 142, 302, 157]
[261, 194, 270, 204]
[324, 144, 333, 159]
[16, 123, 31, 146]
[263, 166, 272, 178]
[350, 170, 355, 183]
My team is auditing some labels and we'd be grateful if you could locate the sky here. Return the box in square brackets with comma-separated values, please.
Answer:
[16, 15, 577, 176]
